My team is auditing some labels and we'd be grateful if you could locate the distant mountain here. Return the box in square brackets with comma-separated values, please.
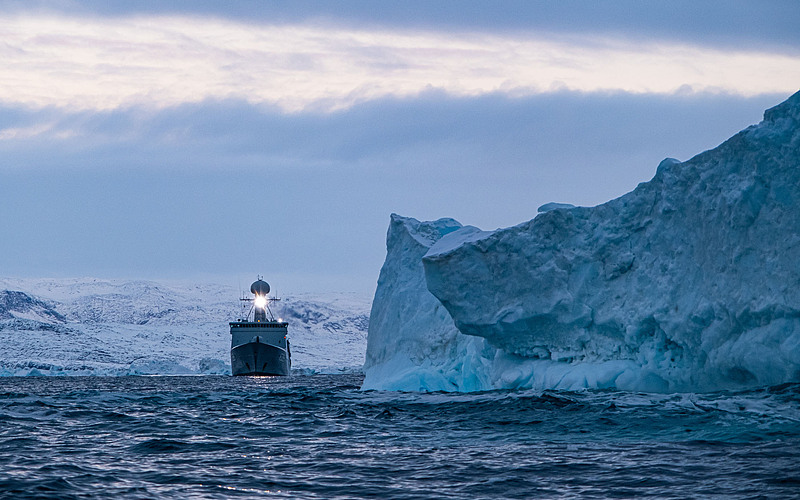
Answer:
[0, 278, 370, 376]
[0, 290, 65, 323]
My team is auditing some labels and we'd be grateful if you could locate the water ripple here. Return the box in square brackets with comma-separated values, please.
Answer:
[0, 375, 797, 499]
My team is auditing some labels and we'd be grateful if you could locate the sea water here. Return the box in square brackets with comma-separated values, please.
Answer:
[0, 375, 798, 499]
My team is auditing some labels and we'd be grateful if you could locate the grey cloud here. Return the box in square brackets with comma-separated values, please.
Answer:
[6, 0, 800, 53]
[0, 90, 791, 290]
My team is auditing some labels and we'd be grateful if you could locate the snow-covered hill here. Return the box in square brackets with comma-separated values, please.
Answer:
[0, 278, 370, 376]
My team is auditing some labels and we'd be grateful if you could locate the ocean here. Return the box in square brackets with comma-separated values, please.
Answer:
[1, 374, 798, 499]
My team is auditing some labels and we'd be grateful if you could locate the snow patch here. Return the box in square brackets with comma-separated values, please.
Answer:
[537, 202, 577, 213]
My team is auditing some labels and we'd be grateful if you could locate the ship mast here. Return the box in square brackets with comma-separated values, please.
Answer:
[244, 276, 279, 322]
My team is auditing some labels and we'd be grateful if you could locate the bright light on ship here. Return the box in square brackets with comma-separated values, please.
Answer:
[254, 295, 267, 309]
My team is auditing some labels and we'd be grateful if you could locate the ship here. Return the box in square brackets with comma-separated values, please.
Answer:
[230, 277, 291, 376]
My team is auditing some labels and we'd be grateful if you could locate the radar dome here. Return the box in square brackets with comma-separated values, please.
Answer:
[250, 279, 270, 296]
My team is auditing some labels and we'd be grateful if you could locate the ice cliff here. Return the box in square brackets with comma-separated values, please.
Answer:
[362, 215, 500, 391]
[364, 91, 800, 393]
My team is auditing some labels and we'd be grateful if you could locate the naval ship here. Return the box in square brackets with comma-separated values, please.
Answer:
[230, 278, 291, 376]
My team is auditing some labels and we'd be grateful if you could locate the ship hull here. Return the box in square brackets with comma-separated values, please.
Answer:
[231, 340, 290, 376]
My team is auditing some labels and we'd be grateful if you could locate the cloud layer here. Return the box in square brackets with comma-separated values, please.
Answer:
[10, 1, 800, 52]
[0, 91, 787, 291]
[2, 14, 799, 113]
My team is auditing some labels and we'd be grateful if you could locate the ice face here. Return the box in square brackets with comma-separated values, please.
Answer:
[365, 90, 800, 393]
[362, 214, 498, 391]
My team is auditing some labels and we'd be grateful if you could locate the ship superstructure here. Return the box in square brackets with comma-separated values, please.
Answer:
[230, 278, 291, 376]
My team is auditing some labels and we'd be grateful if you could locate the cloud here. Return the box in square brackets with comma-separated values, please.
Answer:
[0, 91, 789, 291]
[1, 13, 798, 113]
[3, 3, 797, 292]
[0, 90, 787, 180]
[7, 1, 800, 53]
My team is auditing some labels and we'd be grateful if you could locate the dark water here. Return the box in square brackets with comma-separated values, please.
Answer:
[1, 375, 799, 499]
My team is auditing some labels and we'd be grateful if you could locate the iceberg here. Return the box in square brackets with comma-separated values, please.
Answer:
[364, 91, 800, 392]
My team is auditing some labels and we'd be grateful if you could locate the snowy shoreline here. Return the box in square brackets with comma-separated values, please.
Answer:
[0, 278, 371, 377]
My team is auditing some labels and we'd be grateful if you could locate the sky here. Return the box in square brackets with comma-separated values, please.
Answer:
[1, 1, 799, 294]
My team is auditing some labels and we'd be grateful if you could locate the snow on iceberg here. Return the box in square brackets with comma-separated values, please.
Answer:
[365, 91, 800, 393]
[537, 202, 577, 213]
